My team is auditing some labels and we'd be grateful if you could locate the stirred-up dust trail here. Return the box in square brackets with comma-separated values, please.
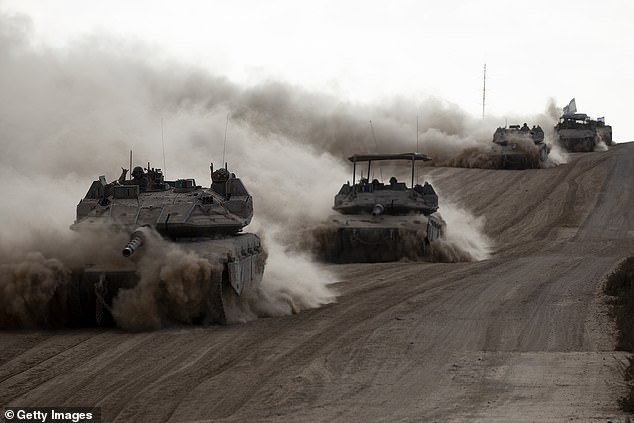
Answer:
[0, 229, 128, 328]
[110, 229, 224, 331]
[0, 253, 70, 328]
[111, 227, 338, 331]
[223, 232, 338, 324]
[428, 202, 492, 262]
[0, 224, 338, 330]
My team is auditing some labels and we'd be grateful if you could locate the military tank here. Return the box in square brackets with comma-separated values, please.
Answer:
[554, 98, 612, 152]
[489, 123, 550, 169]
[68, 162, 265, 326]
[555, 114, 612, 152]
[314, 153, 444, 263]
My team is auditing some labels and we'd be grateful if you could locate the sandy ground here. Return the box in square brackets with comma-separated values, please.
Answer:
[1, 143, 634, 422]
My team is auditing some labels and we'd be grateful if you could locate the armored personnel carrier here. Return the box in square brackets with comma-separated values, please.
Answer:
[490, 123, 550, 169]
[69, 162, 265, 326]
[555, 113, 613, 152]
[315, 153, 444, 263]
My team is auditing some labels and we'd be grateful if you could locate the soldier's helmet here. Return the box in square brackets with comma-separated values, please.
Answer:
[132, 166, 144, 179]
[212, 167, 230, 182]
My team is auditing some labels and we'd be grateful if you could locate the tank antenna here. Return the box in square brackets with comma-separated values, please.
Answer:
[416, 115, 420, 184]
[370, 120, 378, 150]
[222, 113, 230, 167]
[482, 63, 487, 119]
[161, 118, 167, 177]
[129, 150, 132, 178]
[416, 114, 419, 153]
[369, 120, 382, 180]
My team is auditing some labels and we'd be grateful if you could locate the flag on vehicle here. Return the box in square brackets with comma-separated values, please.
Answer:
[563, 98, 577, 115]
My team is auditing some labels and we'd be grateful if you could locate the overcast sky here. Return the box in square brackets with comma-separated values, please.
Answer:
[2, 0, 633, 141]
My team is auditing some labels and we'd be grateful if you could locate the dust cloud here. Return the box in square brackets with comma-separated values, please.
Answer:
[546, 142, 569, 166]
[0, 9, 552, 329]
[0, 252, 70, 328]
[223, 225, 338, 324]
[110, 226, 336, 331]
[429, 204, 492, 262]
[0, 228, 130, 328]
[110, 227, 221, 331]
[594, 137, 609, 152]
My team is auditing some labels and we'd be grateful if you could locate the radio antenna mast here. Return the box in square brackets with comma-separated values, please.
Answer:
[369, 120, 378, 149]
[161, 118, 167, 177]
[416, 114, 420, 184]
[369, 120, 382, 180]
[482, 63, 487, 119]
[222, 114, 230, 166]
[416, 115, 419, 152]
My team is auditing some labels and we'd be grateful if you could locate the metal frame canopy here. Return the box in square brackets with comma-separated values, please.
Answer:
[348, 152, 433, 189]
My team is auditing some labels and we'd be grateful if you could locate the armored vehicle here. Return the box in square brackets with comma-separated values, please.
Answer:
[315, 153, 444, 263]
[555, 113, 612, 152]
[69, 162, 265, 326]
[490, 123, 550, 169]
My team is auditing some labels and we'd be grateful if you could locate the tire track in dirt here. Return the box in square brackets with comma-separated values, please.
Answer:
[0, 332, 116, 404]
[86, 262, 494, 421]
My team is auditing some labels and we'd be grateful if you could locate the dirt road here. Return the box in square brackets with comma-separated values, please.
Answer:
[1, 143, 633, 422]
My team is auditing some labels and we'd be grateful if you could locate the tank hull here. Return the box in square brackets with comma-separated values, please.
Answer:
[314, 214, 444, 263]
[489, 151, 538, 170]
[489, 127, 549, 169]
[488, 144, 549, 169]
[555, 123, 612, 152]
[68, 233, 265, 326]
[557, 129, 596, 152]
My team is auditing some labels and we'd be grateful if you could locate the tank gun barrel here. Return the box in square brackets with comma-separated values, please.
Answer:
[122, 230, 145, 257]
[371, 203, 384, 216]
